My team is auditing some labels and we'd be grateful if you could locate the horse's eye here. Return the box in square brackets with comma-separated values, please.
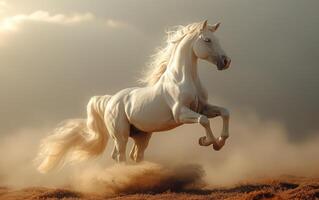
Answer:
[203, 37, 211, 43]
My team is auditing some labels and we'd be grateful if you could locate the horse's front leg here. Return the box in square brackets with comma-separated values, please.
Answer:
[173, 104, 219, 149]
[202, 104, 230, 150]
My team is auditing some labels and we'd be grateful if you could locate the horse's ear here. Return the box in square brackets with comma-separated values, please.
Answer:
[209, 22, 221, 32]
[200, 20, 208, 31]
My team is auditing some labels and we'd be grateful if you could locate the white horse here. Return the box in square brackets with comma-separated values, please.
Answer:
[36, 20, 231, 173]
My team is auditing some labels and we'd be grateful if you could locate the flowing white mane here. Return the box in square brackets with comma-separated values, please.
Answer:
[139, 22, 204, 86]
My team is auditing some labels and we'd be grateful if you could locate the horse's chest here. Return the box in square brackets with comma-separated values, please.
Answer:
[189, 96, 205, 113]
[179, 86, 205, 113]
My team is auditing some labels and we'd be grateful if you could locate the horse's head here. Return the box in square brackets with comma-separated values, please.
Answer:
[193, 20, 231, 70]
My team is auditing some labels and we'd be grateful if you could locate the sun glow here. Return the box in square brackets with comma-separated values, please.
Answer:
[0, 0, 7, 14]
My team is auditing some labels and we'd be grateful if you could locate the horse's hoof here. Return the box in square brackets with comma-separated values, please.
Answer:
[213, 137, 226, 151]
[218, 136, 226, 147]
[213, 143, 221, 151]
[199, 136, 204, 146]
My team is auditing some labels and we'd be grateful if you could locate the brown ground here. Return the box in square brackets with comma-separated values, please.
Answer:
[0, 176, 318, 200]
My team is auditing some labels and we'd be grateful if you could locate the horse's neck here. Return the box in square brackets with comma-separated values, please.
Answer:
[166, 38, 206, 97]
[167, 40, 198, 83]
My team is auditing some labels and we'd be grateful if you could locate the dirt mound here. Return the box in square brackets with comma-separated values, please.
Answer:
[0, 177, 318, 200]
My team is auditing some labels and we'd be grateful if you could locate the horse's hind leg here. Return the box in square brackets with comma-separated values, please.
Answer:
[110, 130, 129, 162]
[104, 112, 130, 163]
[129, 144, 137, 161]
[111, 145, 118, 161]
[129, 132, 152, 162]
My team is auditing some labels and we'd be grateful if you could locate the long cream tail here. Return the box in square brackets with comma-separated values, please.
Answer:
[36, 96, 110, 173]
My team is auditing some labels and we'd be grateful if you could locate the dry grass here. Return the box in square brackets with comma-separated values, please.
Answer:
[0, 177, 318, 200]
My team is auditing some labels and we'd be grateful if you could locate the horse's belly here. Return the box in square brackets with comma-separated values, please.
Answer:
[132, 114, 180, 133]
[129, 105, 179, 132]
[125, 90, 180, 133]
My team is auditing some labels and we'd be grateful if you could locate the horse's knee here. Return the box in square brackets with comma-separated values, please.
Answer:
[198, 115, 210, 128]
[220, 108, 230, 118]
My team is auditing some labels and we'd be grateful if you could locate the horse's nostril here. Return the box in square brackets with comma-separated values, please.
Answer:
[220, 56, 227, 65]
[223, 57, 231, 68]
[223, 58, 228, 65]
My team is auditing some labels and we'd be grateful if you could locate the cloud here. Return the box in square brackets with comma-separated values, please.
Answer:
[0, 10, 131, 34]
[0, 10, 94, 32]
[105, 19, 127, 28]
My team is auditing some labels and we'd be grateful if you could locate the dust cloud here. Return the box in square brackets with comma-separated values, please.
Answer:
[72, 162, 205, 195]
[148, 108, 319, 186]
[0, 108, 318, 194]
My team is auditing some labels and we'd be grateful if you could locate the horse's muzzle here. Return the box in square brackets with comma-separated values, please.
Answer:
[217, 55, 231, 70]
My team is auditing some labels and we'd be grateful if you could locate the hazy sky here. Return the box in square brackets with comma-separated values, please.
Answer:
[0, 0, 318, 140]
